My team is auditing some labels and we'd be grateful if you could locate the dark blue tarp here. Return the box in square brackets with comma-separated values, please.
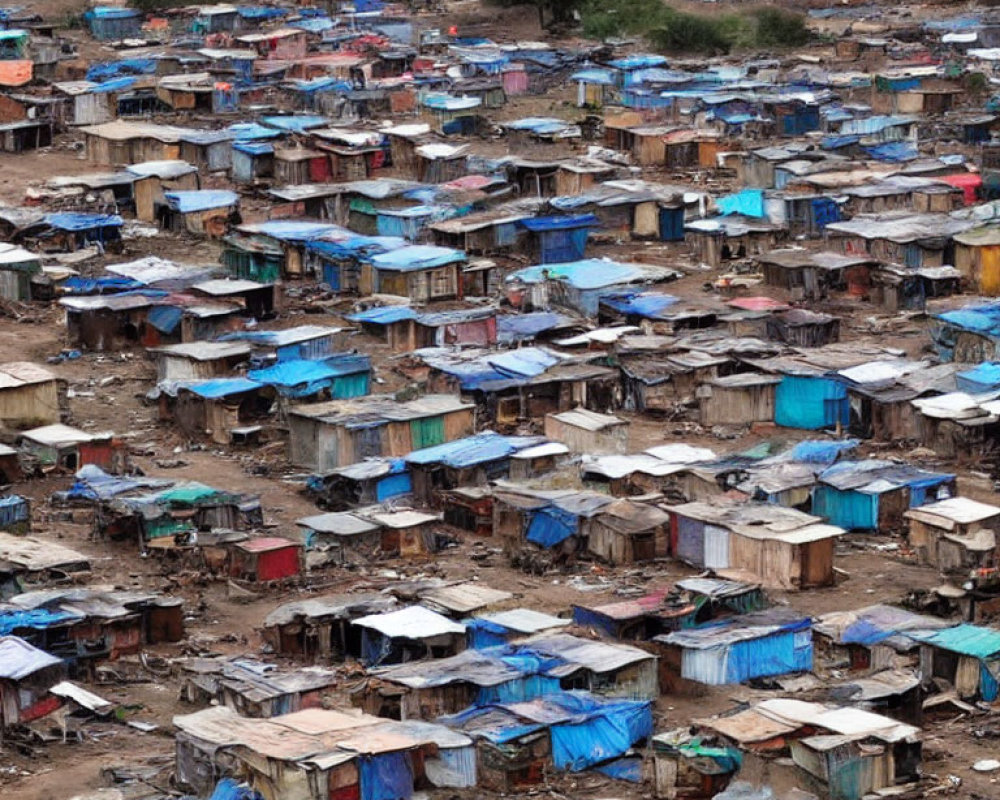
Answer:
[595, 756, 643, 782]
[526, 506, 577, 547]
[358, 752, 413, 800]
[147, 305, 183, 334]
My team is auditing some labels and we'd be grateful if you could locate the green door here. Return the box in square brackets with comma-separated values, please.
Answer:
[410, 415, 445, 449]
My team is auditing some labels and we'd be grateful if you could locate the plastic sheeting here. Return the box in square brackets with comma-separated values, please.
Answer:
[775, 375, 848, 430]
[546, 694, 653, 771]
[595, 756, 642, 782]
[525, 506, 577, 547]
[786, 439, 859, 465]
[359, 751, 413, 800]
[209, 778, 264, 800]
[717, 189, 765, 218]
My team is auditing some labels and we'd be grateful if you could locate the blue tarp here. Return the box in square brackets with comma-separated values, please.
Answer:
[289, 16, 334, 32]
[232, 141, 274, 156]
[822, 134, 861, 150]
[91, 76, 137, 93]
[599, 290, 678, 320]
[406, 432, 540, 468]
[595, 757, 643, 782]
[237, 5, 288, 19]
[61, 276, 143, 295]
[349, 306, 418, 325]
[497, 312, 572, 343]
[520, 215, 597, 233]
[421, 93, 481, 111]
[209, 778, 264, 800]
[63, 465, 172, 502]
[957, 362, 1000, 393]
[147, 305, 184, 334]
[609, 54, 667, 70]
[359, 752, 413, 800]
[526, 506, 577, 547]
[186, 378, 262, 398]
[369, 245, 465, 271]
[229, 122, 285, 141]
[488, 347, 559, 378]
[0, 608, 82, 636]
[864, 141, 918, 163]
[44, 212, 123, 231]
[717, 189, 766, 218]
[775, 375, 848, 430]
[86, 58, 156, 82]
[248, 356, 368, 397]
[508, 259, 644, 290]
[260, 115, 328, 133]
[164, 190, 239, 213]
[786, 439, 859, 465]
[571, 68, 616, 85]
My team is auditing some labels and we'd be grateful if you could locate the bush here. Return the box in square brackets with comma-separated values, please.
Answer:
[578, 1, 810, 54]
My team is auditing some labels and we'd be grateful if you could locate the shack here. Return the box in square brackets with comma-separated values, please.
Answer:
[758, 249, 880, 300]
[912, 624, 1000, 701]
[0, 636, 64, 729]
[586, 499, 672, 564]
[150, 341, 252, 382]
[0, 362, 63, 428]
[665, 501, 845, 590]
[653, 608, 813, 693]
[543, 409, 628, 455]
[904, 497, 1000, 573]
[287, 394, 475, 472]
[0, 244, 40, 302]
[352, 605, 466, 666]
[18, 424, 126, 473]
[229, 537, 302, 583]
[366, 245, 465, 303]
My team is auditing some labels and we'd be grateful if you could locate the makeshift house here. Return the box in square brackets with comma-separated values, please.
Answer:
[649, 729, 740, 800]
[0, 532, 91, 588]
[18, 424, 126, 473]
[247, 355, 371, 404]
[126, 160, 201, 223]
[157, 190, 239, 238]
[904, 497, 1000, 574]
[261, 593, 399, 660]
[519, 215, 597, 265]
[366, 245, 465, 303]
[686, 217, 786, 268]
[0, 119, 52, 153]
[235, 28, 309, 60]
[230, 141, 274, 184]
[825, 213, 975, 270]
[229, 537, 302, 583]
[362, 508, 442, 558]
[179, 658, 340, 719]
[912, 624, 1000, 702]
[224, 325, 343, 364]
[191, 279, 276, 320]
[543, 408, 628, 455]
[491, 486, 615, 559]
[766, 309, 840, 347]
[580, 444, 717, 497]
[0, 492, 27, 533]
[653, 607, 813, 693]
[465, 609, 569, 648]
[952, 225, 1000, 295]
[404, 432, 548, 505]
[812, 460, 956, 533]
[83, 7, 141, 41]
[694, 698, 921, 800]
[169, 379, 274, 445]
[36, 212, 123, 253]
[0, 362, 62, 428]
[699, 373, 781, 428]
[813, 604, 954, 674]
[0, 636, 64, 729]
[287, 394, 475, 472]
[304, 459, 413, 510]
[348, 306, 497, 353]
[758, 249, 878, 300]
[0, 244, 40, 302]
[665, 501, 845, 590]
[586, 499, 671, 564]
[150, 341, 252, 382]
[571, 589, 706, 641]
[505, 259, 682, 316]
[353, 606, 466, 666]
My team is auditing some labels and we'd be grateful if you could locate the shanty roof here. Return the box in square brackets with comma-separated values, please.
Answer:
[910, 624, 1000, 659]
[149, 341, 252, 361]
[19, 424, 110, 447]
[419, 583, 513, 615]
[352, 606, 466, 639]
[546, 408, 625, 432]
[296, 512, 379, 536]
[656, 607, 810, 650]
[475, 608, 569, 634]
[903, 497, 1000, 530]
[288, 394, 473, 425]
[263, 594, 398, 627]
[0, 636, 61, 680]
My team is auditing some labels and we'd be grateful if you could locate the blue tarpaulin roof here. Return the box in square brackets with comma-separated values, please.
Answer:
[248, 359, 338, 389]
[63, 464, 173, 501]
[240, 220, 344, 242]
[717, 188, 766, 218]
[911, 624, 1000, 659]
[957, 362, 1000, 392]
[289, 16, 333, 32]
[497, 312, 574, 342]
[519, 214, 598, 232]
[864, 141, 918, 163]
[936, 303, 1000, 338]
[507, 259, 645, 290]
[406, 431, 542, 467]
[488, 347, 560, 378]
[599, 290, 678, 319]
[571, 68, 616, 85]
[233, 141, 274, 156]
[45, 212, 123, 231]
[260, 115, 329, 133]
[785, 439, 859, 465]
[369, 245, 465, 271]
[61, 276, 143, 295]
[186, 378, 262, 398]
[164, 190, 239, 213]
[348, 305, 418, 325]
[147, 305, 183, 334]
[86, 57, 156, 81]
[237, 5, 288, 19]
[91, 76, 137, 93]
[229, 122, 285, 141]
[421, 93, 482, 111]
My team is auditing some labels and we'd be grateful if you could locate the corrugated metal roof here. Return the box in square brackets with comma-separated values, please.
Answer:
[911, 623, 1000, 658]
[476, 608, 568, 634]
[0, 635, 61, 679]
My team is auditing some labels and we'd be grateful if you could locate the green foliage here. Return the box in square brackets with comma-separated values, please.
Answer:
[579, 1, 810, 54]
